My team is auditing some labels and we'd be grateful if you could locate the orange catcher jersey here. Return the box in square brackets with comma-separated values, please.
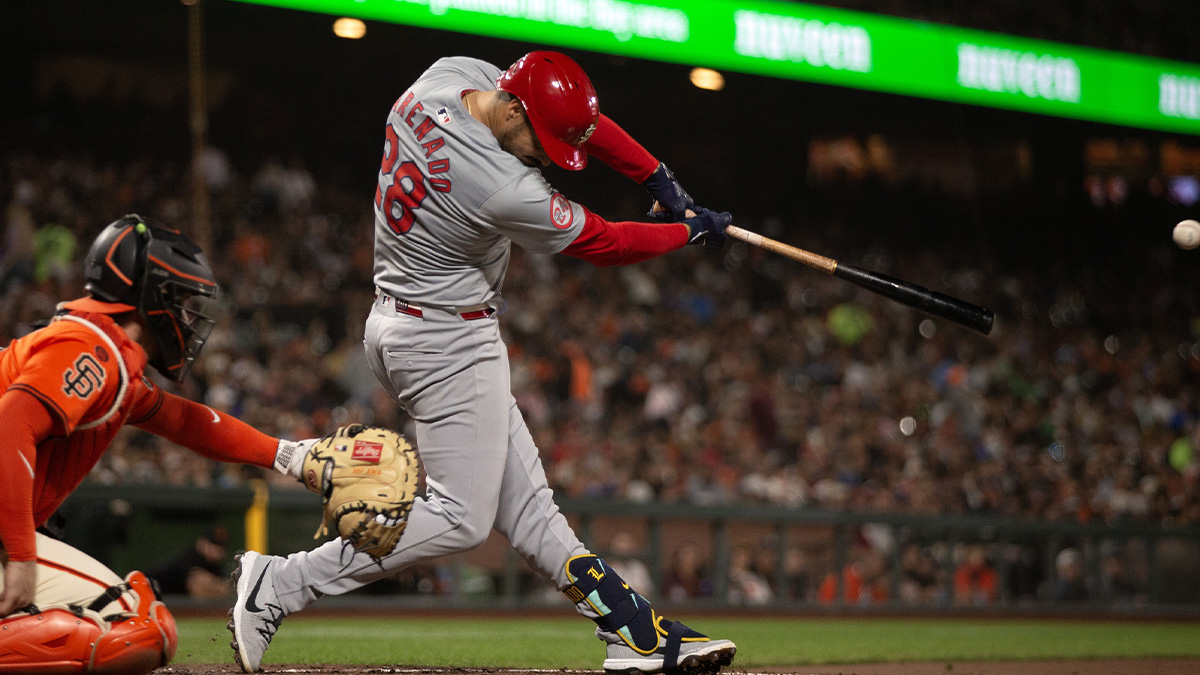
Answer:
[0, 311, 161, 525]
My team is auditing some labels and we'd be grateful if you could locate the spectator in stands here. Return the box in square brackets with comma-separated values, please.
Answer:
[1098, 544, 1143, 605]
[145, 527, 232, 599]
[1049, 548, 1089, 602]
[818, 544, 889, 606]
[606, 532, 655, 596]
[899, 544, 943, 606]
[726, 545, 773, 605]
[779, 546, 812, 602]
[953, 545, 998, 606]
[1, 182, 36, 294]
[664, 542, 712, 601]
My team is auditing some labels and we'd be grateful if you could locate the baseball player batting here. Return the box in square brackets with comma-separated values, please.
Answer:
[0, 215, 315, 675]
[229, 52, 737, 674]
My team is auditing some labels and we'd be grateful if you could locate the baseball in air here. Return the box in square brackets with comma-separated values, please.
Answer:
[1174, 219, 1200, 250]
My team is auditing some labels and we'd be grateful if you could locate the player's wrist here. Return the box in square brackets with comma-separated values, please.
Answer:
[642, 163, 694, 222]
[273, 438, 314, 480]
[682, 208, 733, 247]
[2, 551, 37, 564]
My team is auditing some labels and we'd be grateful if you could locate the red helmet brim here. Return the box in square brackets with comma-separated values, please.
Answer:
[528, 115, 588, 171]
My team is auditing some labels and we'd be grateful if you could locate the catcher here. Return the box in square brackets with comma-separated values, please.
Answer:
[0, 214, 361, 674]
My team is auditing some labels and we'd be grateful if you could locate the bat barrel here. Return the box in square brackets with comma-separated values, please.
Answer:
[833, 264, 994, 335]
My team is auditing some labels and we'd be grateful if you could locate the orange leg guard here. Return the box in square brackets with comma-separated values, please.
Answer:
[0, 571, 177, 675]
[0, 609, 104, 674]
[90, 571, 177, 675]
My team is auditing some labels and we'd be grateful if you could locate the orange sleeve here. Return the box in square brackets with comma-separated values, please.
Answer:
[9, 334, 122, 436]
[0, 389, 55, 561]
[133, 391, 276, 468]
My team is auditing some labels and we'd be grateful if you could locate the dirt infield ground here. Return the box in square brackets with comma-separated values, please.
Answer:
[155, 661, 1200, 675]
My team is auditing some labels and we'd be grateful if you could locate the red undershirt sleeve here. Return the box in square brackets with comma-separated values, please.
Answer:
[561, 207, 689, 267]
[583, 114, 660, 183]
[134, 392, 277, 469]
[0, 389, 55, 562]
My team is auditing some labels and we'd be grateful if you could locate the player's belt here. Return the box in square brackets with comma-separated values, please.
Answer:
[374, 288, 495, 321]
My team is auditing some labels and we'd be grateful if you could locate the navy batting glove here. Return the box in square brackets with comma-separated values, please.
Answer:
[642, 163, 695, 222]
[682, 208, 732, 247]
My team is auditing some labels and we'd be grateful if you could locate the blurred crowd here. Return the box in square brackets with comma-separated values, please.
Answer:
[614, 535, 1163, 609]
[4, 141, 1199, 607]
[3, 147, 1198, 518]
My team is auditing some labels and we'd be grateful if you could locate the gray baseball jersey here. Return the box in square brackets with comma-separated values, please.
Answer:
[372, 56, 586, 308]
[267, 56, 595, 616]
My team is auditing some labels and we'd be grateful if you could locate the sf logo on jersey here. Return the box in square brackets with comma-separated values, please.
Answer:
[63, 353, 106, 399]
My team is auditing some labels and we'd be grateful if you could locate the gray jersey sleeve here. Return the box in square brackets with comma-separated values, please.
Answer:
[477, 172, 586, 255]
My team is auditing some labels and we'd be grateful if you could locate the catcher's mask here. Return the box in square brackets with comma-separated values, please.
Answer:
[72, 214, 218, 382]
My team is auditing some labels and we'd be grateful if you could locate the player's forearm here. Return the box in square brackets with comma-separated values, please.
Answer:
[582, 114, 659, 183]
[0, 390, 53, 562]
[135, 392, 277, 468]
[561, 208, 688, 267]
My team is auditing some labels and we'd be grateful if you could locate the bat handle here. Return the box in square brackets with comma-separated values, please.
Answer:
[726, 225, 838, 274]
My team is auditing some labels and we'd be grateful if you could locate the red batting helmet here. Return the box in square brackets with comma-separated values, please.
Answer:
[496, 51, 599, 171]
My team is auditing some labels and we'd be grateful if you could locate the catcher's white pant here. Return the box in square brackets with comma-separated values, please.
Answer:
[1, 533, 138, 615]
[1, 533, 177, 675]
[270, 298, 589, 613]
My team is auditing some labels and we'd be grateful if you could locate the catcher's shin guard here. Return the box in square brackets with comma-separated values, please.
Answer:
[0, 571, 175, 675]
[0, 608, 105, 674]
[91, 571, 177, 674]
[563, 555, 659, 655]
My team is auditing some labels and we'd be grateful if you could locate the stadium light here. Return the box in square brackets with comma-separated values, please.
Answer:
[333, 17, 366, 39]
[690, 67, 725, 91]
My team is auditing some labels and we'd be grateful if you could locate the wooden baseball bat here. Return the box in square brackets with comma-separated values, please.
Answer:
[725, 225, 995, 335]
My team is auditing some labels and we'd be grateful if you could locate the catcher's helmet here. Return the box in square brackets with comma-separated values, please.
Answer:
[65, 214, 218, 382]
[496, 51, 599, 171]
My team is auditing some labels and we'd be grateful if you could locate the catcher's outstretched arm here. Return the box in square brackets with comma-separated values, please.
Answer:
[134, 391, 277, 468]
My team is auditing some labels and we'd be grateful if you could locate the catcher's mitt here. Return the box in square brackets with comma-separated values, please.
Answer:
[301, 425, 420, 559]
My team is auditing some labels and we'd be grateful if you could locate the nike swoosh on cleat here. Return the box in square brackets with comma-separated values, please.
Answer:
[210, 407, 220, 423]
[245, 565, 271, 613]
